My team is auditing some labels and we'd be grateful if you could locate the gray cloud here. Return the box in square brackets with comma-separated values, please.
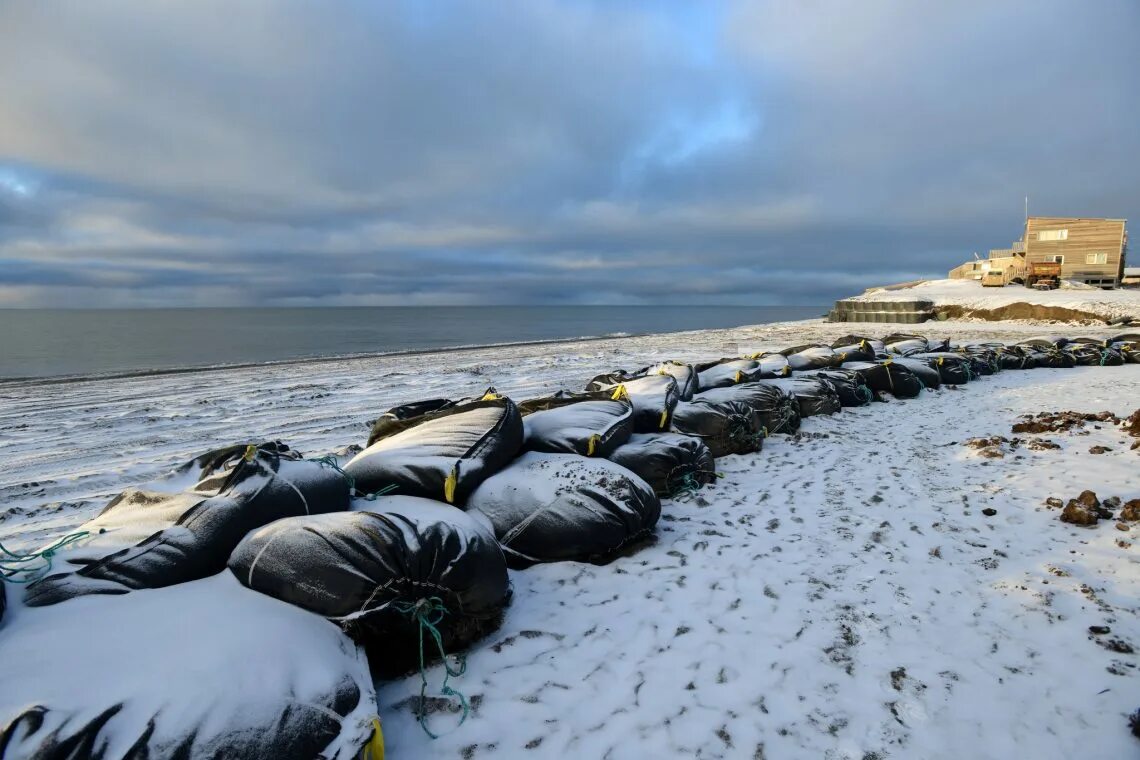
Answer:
[1, 0, 1137, 307]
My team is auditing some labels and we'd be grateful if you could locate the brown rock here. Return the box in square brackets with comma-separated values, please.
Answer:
[1061, 501, 1098, 526]
[1075, 490, 1100, 509]
[1028, 438, 1062, 451]
[1088, 445, 1113, 454]
[1126, 409, 1140, 437]
[1044, 497, 1064, 509]
[1117, 522, 1131, 532]
[978, 447, 1004, 459]
[964, 436, 1006, 449]
[1120, 500, 1140, 521]
[1104, 496, 1122, 508]
[1132, 440, 1140, 451]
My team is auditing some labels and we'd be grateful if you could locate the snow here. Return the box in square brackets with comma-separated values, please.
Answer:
[0, 574, 377, 758]
[2, 317, 1139, 758]
[850, 279, 1140, 321]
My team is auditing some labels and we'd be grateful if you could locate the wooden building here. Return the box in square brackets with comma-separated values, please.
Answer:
[949, 217, 1128, 288]
[1023, 217, 1127, 287]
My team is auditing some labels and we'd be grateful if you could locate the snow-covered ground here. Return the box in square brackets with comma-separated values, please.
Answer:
[2, 318, 1139, 758]
[849, 279, 1140, 322]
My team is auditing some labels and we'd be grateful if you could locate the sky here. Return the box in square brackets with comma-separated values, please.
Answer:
[1, 0, 1138, 308]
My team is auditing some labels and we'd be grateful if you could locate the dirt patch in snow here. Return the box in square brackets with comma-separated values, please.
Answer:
[936, 303, 1111, 324]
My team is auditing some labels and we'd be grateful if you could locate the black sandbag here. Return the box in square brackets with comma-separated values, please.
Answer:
[1112, 341, 1140, 363]
[783, 345, 842, 371]
[584, 370, 639, 391]
[842, 360, 924, 398]
[695, 358, 762, 390]
[0, 583, 4, 625]
[1, 574, 378, 760]
[518, 391, 633, 457]
[229, 497, 510, 671]
[888, 357, 942, 389]
[25, 443, 350, 607]
[756, 377, 842, 416]
[643, 361, 699, 401]
[796, 368, 873, 407]
[671, 397, 767, 456]
[586, 374, 680, 433]
[345, 395, 523, 505]
[832, 334, 887, 356]
[608, 433, 716, 498]
[1065, 344, 1125, 367]
[911, 352, 973, 384]
[466, 452, 661, 567]
[694, 383, 801, 436]
[884, 338, 931, 356]
[366, 398, 458, 446]
[1022, 346, 1075, 368]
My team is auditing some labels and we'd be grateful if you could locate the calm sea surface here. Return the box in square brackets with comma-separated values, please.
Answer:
[0, 306, 824, 380]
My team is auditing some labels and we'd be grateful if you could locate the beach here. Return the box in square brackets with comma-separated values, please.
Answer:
[3, 316, 1138, 758]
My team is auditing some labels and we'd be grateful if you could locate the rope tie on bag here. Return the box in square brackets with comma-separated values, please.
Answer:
[392, 597, 469, 739]
[1, 531, 90, 584]
[310, 454, 397, 500]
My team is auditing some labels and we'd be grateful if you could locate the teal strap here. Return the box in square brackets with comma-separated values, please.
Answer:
[392, 597, 469, 739]
[1, 531, 90, 584]
[310, 455, 397, 500]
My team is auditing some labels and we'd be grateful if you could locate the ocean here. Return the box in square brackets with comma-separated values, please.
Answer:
[0, 305, 824, 380]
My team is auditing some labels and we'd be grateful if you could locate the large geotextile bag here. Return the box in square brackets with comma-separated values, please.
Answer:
[780, 345, 843, 371]
[831, 334, 886, 356]
[345, 395, 523, 505]
[695, 383, 801, 436]
[910, 352, 973, 384]
[466, 452, 660, 567]
[887, 357, 942, 390]
[518, 391, 633, 458]
[796, 369, 873, 407]
[0, 574, 378, 760]
[842, 360, 924, 398]
[642, 361, 699, 401]
[229, 497, 510, 671]
[757, 377, 842, 417]
[608, 433, 716, 498]
[586, 374, 680, 433]
[25, 443, 350, 607]
[671, 396, 768, 456]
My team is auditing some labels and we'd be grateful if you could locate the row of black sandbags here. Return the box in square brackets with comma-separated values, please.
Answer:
[7, 329, 1135, 757]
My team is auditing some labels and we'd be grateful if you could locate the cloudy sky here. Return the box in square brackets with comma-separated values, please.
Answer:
[1, 1, 1137, 307]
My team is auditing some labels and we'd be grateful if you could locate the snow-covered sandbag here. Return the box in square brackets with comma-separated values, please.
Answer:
[842, 360, 924, 398]
[641, 361, 699, 401]
[695, 358, 760, 390]
[586, 374, 680, 433]
[694, 383, 801, 436]
[344, 395, 523, 505]
[829, 339, 878, 362]
[0, 574, 378, 759]
[0, 584, 5, 625]
[882, 333, 949, 353]
[796, 368, 873, 406]
[831, 334, 886, 356]
[229, 497, 510, 669]
[757, 377, 842, 417]
[671, 396, 768, 456]
[366, 398, 459, 446]
[518, 392, 633, 458]
[608, 433, 716, 498]
[25, 443, 350, 608]
[467, 452, 661, 567]
[781, 345, 842, 371]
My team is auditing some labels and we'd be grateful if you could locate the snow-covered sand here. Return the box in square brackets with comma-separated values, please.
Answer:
[849, 278, 1140, 322]
[2, 317, 1139, 758]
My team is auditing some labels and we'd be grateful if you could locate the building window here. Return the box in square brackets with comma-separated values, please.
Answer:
[1047, 255, 1064, 264]
[1085, 252, 1108, 264]
[1037, 229, 1069, 241]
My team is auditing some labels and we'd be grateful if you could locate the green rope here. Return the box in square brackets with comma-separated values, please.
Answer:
[310, 455, 398, 501]
[0, 531, 90, 585]
[392, 597, 469, 739]
[855, 384, 874, 404]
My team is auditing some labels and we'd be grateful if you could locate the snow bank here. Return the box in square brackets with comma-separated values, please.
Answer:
[852, 279, 1140, 321]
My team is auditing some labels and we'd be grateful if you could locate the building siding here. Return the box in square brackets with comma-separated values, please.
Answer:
[1023, 217, 1126, 286]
